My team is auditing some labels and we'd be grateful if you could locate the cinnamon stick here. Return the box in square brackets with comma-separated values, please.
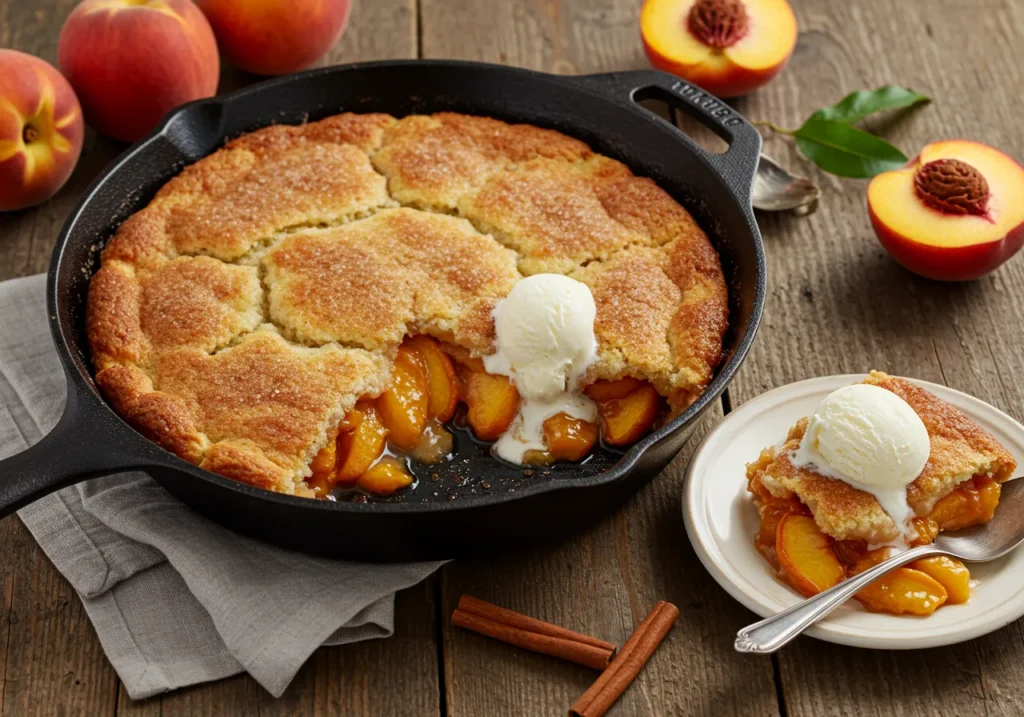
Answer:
[569, 601, 680, 717]
[452, 594, 616, 670]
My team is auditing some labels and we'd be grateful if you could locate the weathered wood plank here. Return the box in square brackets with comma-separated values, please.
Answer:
[725, 0, 1024, 715]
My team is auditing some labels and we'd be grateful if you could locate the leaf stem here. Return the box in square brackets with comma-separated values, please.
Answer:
[752, 120, 797, 135]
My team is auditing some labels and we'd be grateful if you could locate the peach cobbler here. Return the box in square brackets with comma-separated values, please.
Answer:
[747, 371, 1017, 616]
[86, 112, 728, 499]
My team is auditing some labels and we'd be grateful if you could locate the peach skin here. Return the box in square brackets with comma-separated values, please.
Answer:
[197, 0, 351, 76]
[0, 50, 83, 211]
[641, 0, 797, 98]
[58, 0, 219, 142]
[868, 140, 1024, 281]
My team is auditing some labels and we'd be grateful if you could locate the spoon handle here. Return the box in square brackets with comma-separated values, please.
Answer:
[735, 544, 941, 654]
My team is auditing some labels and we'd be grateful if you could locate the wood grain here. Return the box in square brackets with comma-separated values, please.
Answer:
[723, 0, 1024, 715]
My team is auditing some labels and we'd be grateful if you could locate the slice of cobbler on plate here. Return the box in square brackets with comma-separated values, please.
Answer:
[746, 371, 1016, 616]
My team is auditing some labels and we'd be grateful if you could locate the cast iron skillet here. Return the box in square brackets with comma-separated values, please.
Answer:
[0, 61, 765, 561]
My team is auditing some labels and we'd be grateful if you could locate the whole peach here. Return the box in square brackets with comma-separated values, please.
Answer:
[197, 0, 351, 76]
[0, 50, 84, 211]
[58, 0, 219, 142]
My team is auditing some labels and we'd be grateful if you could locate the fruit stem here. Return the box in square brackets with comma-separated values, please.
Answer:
[22, 125, 39, 144]
[752, 120, 797, 135]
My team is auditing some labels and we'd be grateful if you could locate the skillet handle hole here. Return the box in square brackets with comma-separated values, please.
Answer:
[636, 91, 730, 155]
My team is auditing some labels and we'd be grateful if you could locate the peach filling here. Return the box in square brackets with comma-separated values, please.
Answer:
[307, 339, 666, 497]
[750, 473, 1000, 616]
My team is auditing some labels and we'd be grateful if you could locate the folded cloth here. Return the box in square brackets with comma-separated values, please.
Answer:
[0, 274, 445, 699]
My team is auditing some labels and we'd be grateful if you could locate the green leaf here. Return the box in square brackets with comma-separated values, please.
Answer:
[811, 85, 930, 125]
[793, 117, 908, 178]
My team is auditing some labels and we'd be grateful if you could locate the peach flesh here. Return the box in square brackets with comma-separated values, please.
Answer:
[868, 140, 1024, 281]
[641, 0, 797, 98]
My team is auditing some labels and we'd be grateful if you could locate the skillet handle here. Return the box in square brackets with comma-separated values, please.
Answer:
[0, 384, 157, 518]
[570, 70, 762, 203]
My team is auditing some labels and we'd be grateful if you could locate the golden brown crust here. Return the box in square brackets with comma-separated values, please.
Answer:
[263, 209, 519, 353]
[748, 372, 1018, 543]
[372, 112, 593, 211]
[95, 364, 207, 464]
[87, 262, 146, 370]
[87, 111, 729, 495]
[139, 256, 264, 355]
[572, 235, 729, 408]
[154, 329, 389, 479]
[200, 442, 296, 493]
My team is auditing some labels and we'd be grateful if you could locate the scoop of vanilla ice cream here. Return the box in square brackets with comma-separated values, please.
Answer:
[484, 274, 598, 401]
[793, 383, 930, 490]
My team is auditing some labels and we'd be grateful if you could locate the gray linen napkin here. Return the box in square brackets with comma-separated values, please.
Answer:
[0, 274, 444, 699]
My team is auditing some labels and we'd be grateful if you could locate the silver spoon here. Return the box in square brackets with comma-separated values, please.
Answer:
[735, 477, 1024, 654]
[752, 154, 819, 213]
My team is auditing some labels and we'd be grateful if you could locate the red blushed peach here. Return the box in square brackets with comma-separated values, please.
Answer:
[868, 140, 1024, 281]
[58, 0, 219, 142]
[641, 0, 797, 98]
[0, 50, 83, 211]
[197, 0, 351, 76]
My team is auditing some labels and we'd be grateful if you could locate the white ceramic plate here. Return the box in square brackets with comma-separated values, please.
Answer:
[683, 374, 1024, 649]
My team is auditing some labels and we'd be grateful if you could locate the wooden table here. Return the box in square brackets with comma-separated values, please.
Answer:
[3, 0, 1024, 714]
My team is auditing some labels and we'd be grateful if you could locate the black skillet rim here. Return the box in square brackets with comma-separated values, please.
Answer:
[47, 59, 767, 516]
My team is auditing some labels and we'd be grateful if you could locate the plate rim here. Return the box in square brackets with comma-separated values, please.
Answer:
[682, 373, 1024, 650]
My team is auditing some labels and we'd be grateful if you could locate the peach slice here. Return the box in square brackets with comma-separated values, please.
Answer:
[927, 475, 1001, 532]
[596, 383, 660, 446]
[641, 0, 798, 98]
[868, 140, 1024, 280]
[911, 556, 971, 605]
[377, 345, 429, 450]
[406, 335, 460, 422]
[309, 429, 339, 479]
[542, 413, 599, 462]
[463, 371, 520, 442]
[584, 377, 644, 402]
[910, 518, 939, 547]
[756, 500, 803, 564]
[357, 457, 414, 496]
[775, 514, 845, 597]
[336, 403, 388, 484]
[854, 568, 948, 616]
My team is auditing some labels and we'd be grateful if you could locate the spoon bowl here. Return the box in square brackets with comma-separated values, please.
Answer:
[752, 154, 819, 212]
[735, 477, 1024, 654]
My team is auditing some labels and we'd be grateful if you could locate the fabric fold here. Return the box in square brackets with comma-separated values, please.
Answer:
[0, 274, 444, 699]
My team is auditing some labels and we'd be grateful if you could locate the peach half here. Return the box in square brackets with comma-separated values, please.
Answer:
[868, 140, 1024, 281]
[641, 0, 797, 98]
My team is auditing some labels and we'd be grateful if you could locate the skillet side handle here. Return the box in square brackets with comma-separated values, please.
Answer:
[0, 388, 154, 518]
[569, 70, 762, 204]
